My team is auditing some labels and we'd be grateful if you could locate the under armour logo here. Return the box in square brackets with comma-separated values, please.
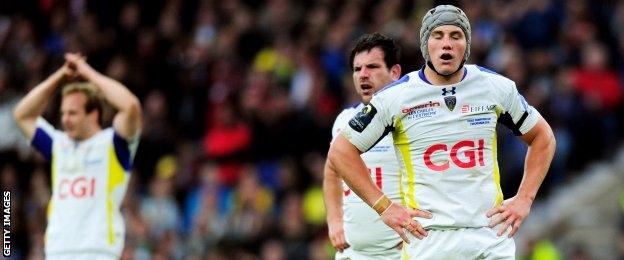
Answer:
[442, 87, 456, 96]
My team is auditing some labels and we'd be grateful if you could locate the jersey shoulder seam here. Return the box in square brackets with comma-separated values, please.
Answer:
[376, 73, 412, 95]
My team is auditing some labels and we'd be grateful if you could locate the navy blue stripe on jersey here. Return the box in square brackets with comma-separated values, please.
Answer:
[498, 111, 529, 136]
[418, 67, 468, 85]
[32, 128, 53, 161]
[113, 131, 132, 171]
[477, 65, 500, 75]
[377, 74, 409, 94]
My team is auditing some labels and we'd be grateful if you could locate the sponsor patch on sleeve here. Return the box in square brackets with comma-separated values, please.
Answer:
[348, 104, 377, 132]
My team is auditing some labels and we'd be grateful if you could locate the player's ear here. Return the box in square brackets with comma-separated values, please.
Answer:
[390, 64, 401, 80]
[87, 109, 99, 125]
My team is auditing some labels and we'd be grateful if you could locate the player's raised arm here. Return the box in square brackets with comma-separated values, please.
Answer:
[13, 63, 74, 139]
[65, 53, 141, 140]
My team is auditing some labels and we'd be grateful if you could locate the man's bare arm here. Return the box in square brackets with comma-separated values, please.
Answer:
[328, 135, 382, 206]
[516, 116, 556, 201]
[487, 116, 556, 237]
[328, 134, 431, 243]
[13, 65, 72, 139]
[66, 53, 142, 140]
[323, 158, 349, 251]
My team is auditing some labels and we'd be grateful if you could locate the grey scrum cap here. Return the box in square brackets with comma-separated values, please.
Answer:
[420, 5, 471, 62]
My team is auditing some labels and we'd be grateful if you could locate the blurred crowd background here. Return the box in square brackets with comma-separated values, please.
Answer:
[1, 0, 624, 259]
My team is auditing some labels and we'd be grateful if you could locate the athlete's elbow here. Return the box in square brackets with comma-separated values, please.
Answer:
[324, 157, 333, 174]
[12, 106, 22, 121]
[124, 97, 142, 118]
[328, 140, 350, 169]
[535, 127, 557, 165]
[129, 96, 141, 111]
[547, 130, 556, 156]
[535, 118, 556, 156]
[327, 144, 341, 169]
[12, 105, 30, 123]
[543, 122, 556, 153]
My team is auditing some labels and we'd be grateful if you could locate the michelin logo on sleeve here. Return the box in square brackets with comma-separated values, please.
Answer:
[349, 104, 377, 132]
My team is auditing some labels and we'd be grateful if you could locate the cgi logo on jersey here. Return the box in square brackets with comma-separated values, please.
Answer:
[424, 139, 486, 171]
[58, 177, 96, 200]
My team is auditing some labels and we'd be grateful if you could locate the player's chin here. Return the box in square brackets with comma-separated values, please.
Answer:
[435, 62, 461, 74]
[360, 94, 373, 103]
[65, 129, 77, 138]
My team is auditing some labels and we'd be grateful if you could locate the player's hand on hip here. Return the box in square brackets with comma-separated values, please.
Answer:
[381, 203, 432, 243]
[486, 195, 533, 238]
[327, 219, 350, 252]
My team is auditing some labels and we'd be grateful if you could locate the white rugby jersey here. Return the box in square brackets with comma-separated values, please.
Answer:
[32, 118, 139, 258]
[342, 65, 540, 229]
[332, 104, 402, 251]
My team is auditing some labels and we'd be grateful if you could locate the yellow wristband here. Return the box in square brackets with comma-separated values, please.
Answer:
[372, 195, 392, 216]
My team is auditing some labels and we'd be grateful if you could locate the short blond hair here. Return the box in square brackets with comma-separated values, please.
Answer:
[61, 82, 104, 122]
